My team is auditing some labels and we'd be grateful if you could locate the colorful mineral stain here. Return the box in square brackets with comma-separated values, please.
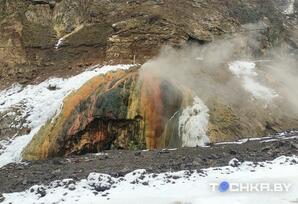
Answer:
[22, 67, 193, 160]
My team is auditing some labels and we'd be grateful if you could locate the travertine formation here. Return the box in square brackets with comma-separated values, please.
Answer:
[23, 67, 195, 159]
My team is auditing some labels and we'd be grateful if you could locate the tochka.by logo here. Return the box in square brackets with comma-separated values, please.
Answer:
[210, 181, 292, 193]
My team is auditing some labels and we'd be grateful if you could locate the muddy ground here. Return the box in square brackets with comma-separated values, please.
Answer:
[0, 132, 297, 194]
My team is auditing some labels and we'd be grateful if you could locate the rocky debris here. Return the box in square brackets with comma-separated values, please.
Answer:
[68, 183, 76, 191]
[134, 151, 142, 156]
[229, 158, 241, 167]
[229, 150, 237, 155]
[118, 167, 131, 177]
[36, 187, 46, 197]
[0, 136, 297, 193]
[291, 142, 298, 149]
[1, 156, 298, 203]
[0, 194, 4, 202]
[93, 183, 111, 192]
[0, 107, 30, 141]
[47, 84, 58, 91]
[29, 186, 47, 198]
[88, 173, 116, 193]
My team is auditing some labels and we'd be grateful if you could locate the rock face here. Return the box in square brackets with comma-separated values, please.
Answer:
[0, 0, 297, 89]
[23, 67, 194, 160]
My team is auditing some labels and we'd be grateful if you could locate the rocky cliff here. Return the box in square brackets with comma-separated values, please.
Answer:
[1, 0, 297, 89]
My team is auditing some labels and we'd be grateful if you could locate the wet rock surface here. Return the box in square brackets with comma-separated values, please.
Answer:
[0, 135, 297, 194]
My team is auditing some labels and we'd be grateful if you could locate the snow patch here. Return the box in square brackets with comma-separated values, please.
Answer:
[215, 130, 298, 145]
[228, 61, 278, 102]
[2, 155, 298, 204]
[179, 97, 210, 147]
[0, 64, 134, 168]
[54, 38, 64, 49]
[283, 0, 295, 15]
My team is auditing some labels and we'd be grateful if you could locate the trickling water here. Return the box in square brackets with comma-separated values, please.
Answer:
[178, 97, 210, 147]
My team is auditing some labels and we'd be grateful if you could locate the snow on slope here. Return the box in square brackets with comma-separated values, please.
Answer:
[0, 64, 134, 168]
[179, 97, 210, 147]
[228, 61, 278, 102]
[2, 155, 298, 204]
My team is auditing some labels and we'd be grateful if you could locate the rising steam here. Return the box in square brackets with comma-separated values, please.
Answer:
[140, 25, 298, 144]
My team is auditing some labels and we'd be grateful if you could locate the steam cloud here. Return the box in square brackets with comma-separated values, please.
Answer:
[140, 23, 298, 133]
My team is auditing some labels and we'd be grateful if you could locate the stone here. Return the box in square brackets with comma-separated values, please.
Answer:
[16, 166, 24, 170]
[49, 0, 56, 8]
[146, 166, 154, 172]
[134, 151, 141, 156]
[0, 194, 5, 202]
[180, 163, 186, 169]
[229, 158, 241, 167]
[118, 167, 130, 176]
[51, 169, 61, 174]
[290, 143, 298, 149]
[208, 154, 218, 159]
[94, 185, 110, 192]
[22, 179, 28, 185]
[261, 147, 270, 152]
[159, 149, 170, 154]
[229, 150, 237, 155]
[36, 187, 46, 197]
[68, 184, 76, 191]
[192, 160, 201, 166]
[47, 84, 57, 91]
[52, 159, 63, 165]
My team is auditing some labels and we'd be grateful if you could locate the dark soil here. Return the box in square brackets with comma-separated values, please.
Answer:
[0, 134, 297, 194]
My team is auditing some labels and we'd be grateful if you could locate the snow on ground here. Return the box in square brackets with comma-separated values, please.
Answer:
[215, 130, 298, 145]
[0, 64, 134, 168]
[283, 0, 295, 15]
[228, 61, 278, 102]
[178, 96, 210, 147]
[2, 155, 298, 204]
